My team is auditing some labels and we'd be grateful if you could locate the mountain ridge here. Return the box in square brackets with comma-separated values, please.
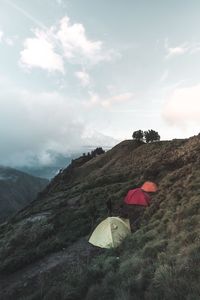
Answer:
[0, 135, 200, 299]
[0, 166, 48, 222]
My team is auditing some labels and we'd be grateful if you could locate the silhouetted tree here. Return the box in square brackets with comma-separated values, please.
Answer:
[95, 147, 105, 155]
[132, 130, 144, 141]
[90, 147, 105, 158]
[144, 129, 160, 143]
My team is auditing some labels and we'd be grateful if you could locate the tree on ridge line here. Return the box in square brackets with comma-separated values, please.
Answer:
[132, 129, 160, 143]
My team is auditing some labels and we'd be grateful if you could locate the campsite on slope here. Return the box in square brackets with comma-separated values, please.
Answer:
[0, 135, 200, 300]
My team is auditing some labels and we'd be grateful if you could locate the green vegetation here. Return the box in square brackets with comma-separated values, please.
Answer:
[132, 129, 160, 143]
[132, 130, 144, 142]
[82, 147, 105, 158]
[144, 129, 160, 143]
[0, 136, 200, 299]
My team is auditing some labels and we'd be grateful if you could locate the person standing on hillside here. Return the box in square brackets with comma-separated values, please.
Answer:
[106, 198, 112, 216]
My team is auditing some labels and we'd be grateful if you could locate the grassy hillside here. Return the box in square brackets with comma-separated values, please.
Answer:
[0, 136, 200, 299]
[0, 167, 48, 222]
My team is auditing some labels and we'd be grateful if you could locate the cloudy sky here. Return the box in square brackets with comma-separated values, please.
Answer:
[0, 0, 200, 167]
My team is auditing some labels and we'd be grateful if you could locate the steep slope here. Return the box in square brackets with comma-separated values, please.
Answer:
[0, 167, 48, 222]
[0, 136, 200, 300]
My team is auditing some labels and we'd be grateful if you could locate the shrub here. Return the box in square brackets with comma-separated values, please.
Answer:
[85, 284, 103, 300]
[142, 239, 168, 259]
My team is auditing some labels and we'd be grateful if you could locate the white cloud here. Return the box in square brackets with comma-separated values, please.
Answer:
[20, 16, 114, 73]
[160, 70, 169, 82]
[87, 91, 100, 106]
[169, 46, 188, 56]
[86, 91, 133, 108]
[165, 44, 189, 58]
[5, 37, 14, 46]
[165, 39, 200, 59]
[75, 70, 90, 87]
[0, 86, 116, 166]
[56, 0, 63, 4]
[57, 16, 103, 63]
[163, 84, 200, 128]
[0, 30, 3, 42]
[164, 38, 190, 58]
[81, 128, 118, 147]
[0, 29, 17, 47]
[0, 88, 83, 166]
[102, 92, 133, 108]
[20, 30, 64, 73]
[190, 44, 200, 54]
[55, 0, 67, 6]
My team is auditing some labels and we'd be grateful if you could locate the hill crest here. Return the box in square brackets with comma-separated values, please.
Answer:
[0, 135, 200, 300]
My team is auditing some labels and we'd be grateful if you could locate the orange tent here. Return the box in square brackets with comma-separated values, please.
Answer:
[141, 181, 158, 192]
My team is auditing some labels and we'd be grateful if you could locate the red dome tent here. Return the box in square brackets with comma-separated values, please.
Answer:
[124, 188, 150, 206]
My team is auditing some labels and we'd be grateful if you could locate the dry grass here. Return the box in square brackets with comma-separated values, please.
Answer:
[0, 135, 200, 299]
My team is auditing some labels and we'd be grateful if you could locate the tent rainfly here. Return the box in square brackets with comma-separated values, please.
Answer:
[141, 181, 158, 192]
[89, 217, 131, 249]
[124, 188, 150, 206]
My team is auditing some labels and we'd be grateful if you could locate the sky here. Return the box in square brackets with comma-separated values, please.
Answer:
[0, 0, 200, 167]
